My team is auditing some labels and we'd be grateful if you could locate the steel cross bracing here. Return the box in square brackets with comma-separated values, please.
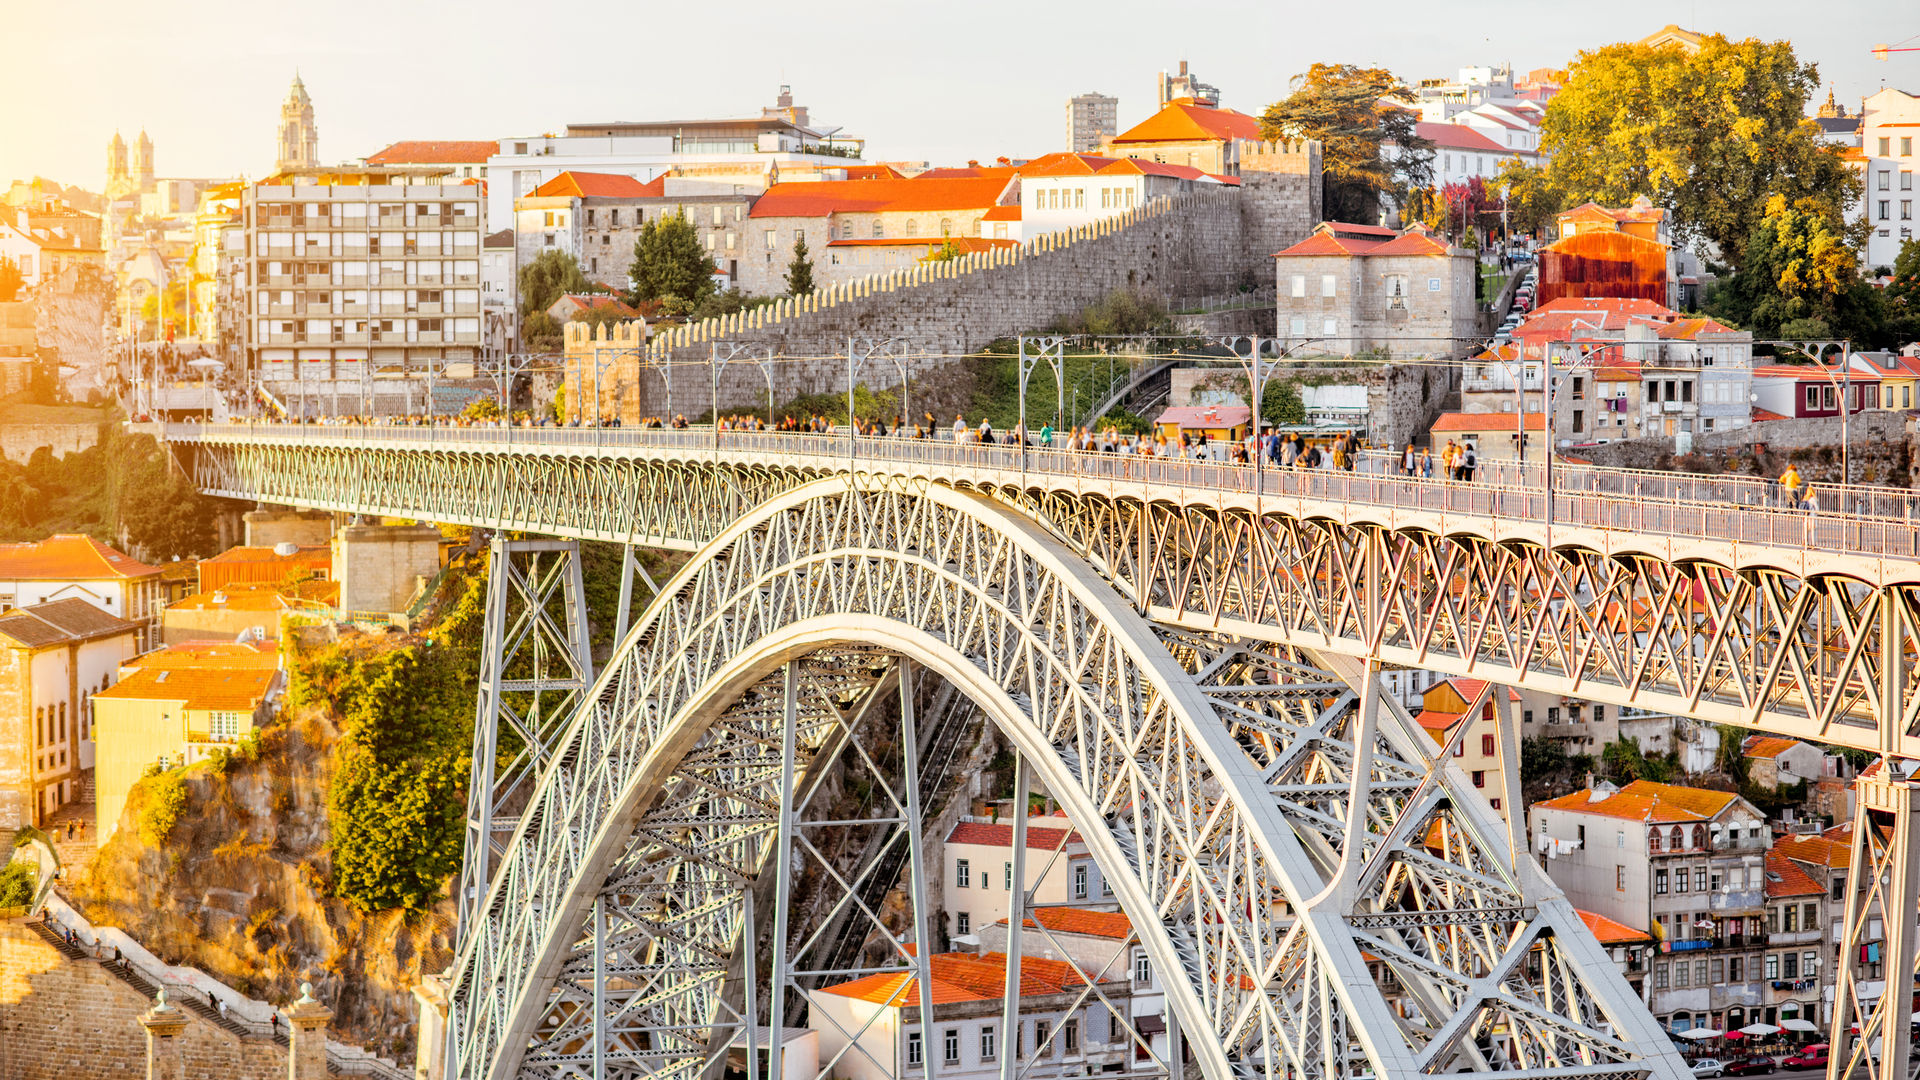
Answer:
[1827, 771, 1920, 1080]
[439, 476, 1686, 1080]
[175, 424, 1920, 758]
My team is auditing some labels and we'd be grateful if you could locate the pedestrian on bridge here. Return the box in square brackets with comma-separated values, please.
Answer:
[1419, 447, 1434, 478]
[1459, 443, 1478, 482]
[1780, 464, 1804, 508]
[1401, 443, 1416, 476]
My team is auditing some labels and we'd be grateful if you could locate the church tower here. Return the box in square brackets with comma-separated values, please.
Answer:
[106, 131, 130, 199]
[277, 73, 320, 173]
[132, 129, 155, 193]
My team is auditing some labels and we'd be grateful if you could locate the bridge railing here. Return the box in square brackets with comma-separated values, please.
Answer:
[171, 422, 1920, 561]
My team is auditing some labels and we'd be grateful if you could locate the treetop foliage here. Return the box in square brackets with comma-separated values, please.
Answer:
[1261, 64, 1432, 224]
[517, 250, 591, 320]
[628, 210, 717, 310]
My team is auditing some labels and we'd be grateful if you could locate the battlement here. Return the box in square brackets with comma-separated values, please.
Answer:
[564, 319, 648, 348]
[1237, 138, 1322, 176]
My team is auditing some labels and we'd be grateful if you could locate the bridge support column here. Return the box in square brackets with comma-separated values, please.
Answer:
[1829, 771, 1920, 1080]
[455, 537, 595, 942]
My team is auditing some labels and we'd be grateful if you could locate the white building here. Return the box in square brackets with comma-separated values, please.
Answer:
[1857, 87, 1920, 271]
[1020, 153, 1231, 237]
[0, 599, 140, 828]
[941, 815, 1111, 940]
[0, 535, 165, 651]
[810, 951, 1133, 1080]
[1418, 122, 1534, 189]
[975, 908, 1169, 1064]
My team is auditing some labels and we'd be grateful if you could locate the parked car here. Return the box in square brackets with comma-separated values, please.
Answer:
[1693, 1059, 1727, 1077]
[1725, 1057, 1776, 1075]
[1782, 1045, 1829, 1069]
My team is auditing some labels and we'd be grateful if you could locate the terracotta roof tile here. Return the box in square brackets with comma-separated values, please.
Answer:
[1765, 851, 1825, 898]
[365, 140, 499, 165]
[94, 665, 275, 712]
[1415, 121, 1509, 154]
[1774, 833, 1850, 870]
[1577, 909, 1653, 944]
[997, 907, 1133, 940]
[530, 171, 667, 199]
[1535, 780, 1741, 823]
[0, 534, 160, 581]
[1111, 100, 1264, 145]
[553, 293, 641, 317]
[1657, 317, 1737, 340]
[1741, 735, 1801, 760]
[1429, 411, 1546, 432]
[946, 819, 1082, 850]
[817, 951, 1102, 1005]
[750, 177, 1014, 219]
[0, 598, 138, 647]
[1156, 405, 1251, 428]
[135, 639, 280, 671]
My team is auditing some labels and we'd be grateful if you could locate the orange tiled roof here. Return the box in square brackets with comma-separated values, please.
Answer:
[530, 171, 667, 199]
[1429, 411, 1546, 432]
[842, 164, 906, 180]
[365, 140, 499, 165]
[1577, 909, 1652, 944]
[980, 205, 1021, 221]
[1765, 851, 1825, 898]
[167, 584, 304, 613]
[0, 598, 138, 648]
[1658, 317, 1737, 340]
[1110, 99, 1264, 145]
[823, 237, 1019, 252]
[134, 639, 280, 671]
[1276, 221, 1445, 258]
[1751, 407, 1788, 422]
[947, 819, 1082, 850]
[750, 177, 1014, 219]
[1415, 121, 1507, 154]
[1535, 780, 1739, 823]
[552, 293, 641, 317]
[0, 534, 160, 581]
[1741, 735, 1800, 760]
[201, 545, 329, 568]
[94, 665, 275, 712]
[999, 907, 1134, 940]
[1774, 833, 1851, 870]
[817, 951, 1102, 1005]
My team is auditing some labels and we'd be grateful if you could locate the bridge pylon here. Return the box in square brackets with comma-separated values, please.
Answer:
[1829, 769, 1920, 1080]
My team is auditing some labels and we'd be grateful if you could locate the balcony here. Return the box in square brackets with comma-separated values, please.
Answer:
[1710, 984, 1764, 1010]
[1770, 928, 1824, 946]
[1709, 887, 1766, 914]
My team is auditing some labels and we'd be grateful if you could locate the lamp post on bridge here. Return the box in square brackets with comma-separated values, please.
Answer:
[710, 341, 777, 448]
[1762, 338, 1854, 485]
[846, 336, 911, 467]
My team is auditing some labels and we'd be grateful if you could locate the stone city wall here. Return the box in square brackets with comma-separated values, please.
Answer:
[0, 422, 105, 463]
[562, 142, 1322, 424]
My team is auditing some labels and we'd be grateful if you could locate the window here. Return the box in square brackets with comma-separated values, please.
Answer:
[1617, 866, 1626, 890]
[1729, 956, 1743, 980]
[1783, 905, 1797, 933]
[1548, 707, 1560, 725]
[1481, 734, 1495, 755]
[1655, 868, 1669, 894]
[1523, 710, 1532, 725]
[908, 1032, 923, 1066]
[1004, 861, 1013, 889]
[1711, 958, 1725, 983]
[1766, 954, 1779, 979]
[1321, 274, 1335, 297]
[1696, 867, 1708, 892]
[957, 912, 970, 935]
[1696, 959, 1708, 985]
[1674, 961, 1689, 987]
[1882, 200, 1892, 221]
[956, 858, 970, 888]
[981, 1026, 996, 1061]
[1321, 317, 1337, 336]
[1905, 137, 1915, 156]
[1655, 963, 1669, 989]
[1768, 908, 1780, 933]
[1135, 950, 1152, 984]
[1803, 951, 1817, 976]
[1594, 705, 1605, 725]
[1617, 831, 1625, 849]
[1832, 877, 1845, 901]
[1074, 189, 1084, 210]
[1674, 866, 1689, 893]
[1905, 201, 1914, 221]
[209, 711, 243, 740]
[1289, 315, 1307, 335]
[1650, 831, 1663, 853]
[1035, 1021, 1050, 1056]
[944, 1029, 960, 1064]
[1782, 952, 1798, 978]
[1804, 902, 1818, 929]
[1290, 274, 1306, 298]
[906, 219, 919, 238]
[1063, 1020, 1078, 1054]
[872, 221, 883, 238]
[1073, 865, 1088, 899]
[1905, 171, 1915, 190]
[1490, 798, 1501, 810]
[1472, 770, 1485, 787]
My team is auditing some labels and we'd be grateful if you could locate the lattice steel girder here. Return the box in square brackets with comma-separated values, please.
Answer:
[443, 476, 1689, 1080]
[177, 429, 1920, 756]
[1827, 773, 1920, 1080]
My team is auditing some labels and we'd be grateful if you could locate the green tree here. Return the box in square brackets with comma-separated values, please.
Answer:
[785, 234, 816, 296]
[1540, 34, 1856, 260]
[517, 251, 590, 320]
[628, 211, 716, 309]
[520, 310, 563, 352]
[1261, 64, 1432, 223]
[0, 862, 35, 908]
[1492, 159, 1561, 238]
[1887, 238, 1920, 343]
[1706, 195, 1887, 343]
[1520, 736, 1570, 786]
[1261, 380, 1306, 427]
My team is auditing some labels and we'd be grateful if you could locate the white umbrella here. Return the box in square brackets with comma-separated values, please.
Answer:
[1740, 1024, 1781, 1036]
[1781, 1019, 1818, 1033]
[187, 357, 222, 369]
[1679, 1028, 1723, 1041]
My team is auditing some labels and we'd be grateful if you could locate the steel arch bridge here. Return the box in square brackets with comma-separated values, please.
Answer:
[166, 424, 1920, 1080]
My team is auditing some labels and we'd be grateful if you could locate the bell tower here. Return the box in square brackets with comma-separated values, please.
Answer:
[277, 73, 320, 172]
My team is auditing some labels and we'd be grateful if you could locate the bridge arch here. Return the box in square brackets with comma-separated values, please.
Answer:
[449, 477, 1407, 1080]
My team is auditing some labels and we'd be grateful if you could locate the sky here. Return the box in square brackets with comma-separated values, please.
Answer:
[2, 0, 1916, 192]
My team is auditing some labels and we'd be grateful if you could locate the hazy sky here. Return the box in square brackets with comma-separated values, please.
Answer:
[3, 0, 1914, 191]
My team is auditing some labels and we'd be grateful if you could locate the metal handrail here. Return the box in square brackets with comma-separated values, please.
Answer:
[166, 422, 1920, 563]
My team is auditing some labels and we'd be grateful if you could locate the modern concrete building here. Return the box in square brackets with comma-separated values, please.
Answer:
[1857, 87, 1920, 272]
[0, 599, 139, 829]
[1066, 93, 1119, 154]
[243, 165, 486, 405]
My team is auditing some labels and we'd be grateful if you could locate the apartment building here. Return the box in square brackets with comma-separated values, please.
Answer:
[0, 535, 165, 652]
[1531, 780, 1771, 1034]
[512, 171, 760, 292]
[811, 951, 1132, 1080]
[975, 907, 1169, 1064]
[1066, 93, 1119, 154]
[1856, 87, 1920, 270]
[1760, 850, 1829, 1030]
[243, 165, 485, 406]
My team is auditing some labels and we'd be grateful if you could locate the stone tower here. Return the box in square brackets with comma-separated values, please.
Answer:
[106, 131, 131, 199]
[132, 129, 155, 193]
[277, 73, 320, 173]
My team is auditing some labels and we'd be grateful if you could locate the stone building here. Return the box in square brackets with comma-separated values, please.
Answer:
[277, 74, 320, 173]
[1272, 221, 1476, 360]
[0, 599, 139, 830]
[1103, 96, 1264, 175]
[742, 175, 1019, 295]
[1759, 849, 1830, 1029]
[1532, 781, 1772, 1034]
[513, 171, 760, 293]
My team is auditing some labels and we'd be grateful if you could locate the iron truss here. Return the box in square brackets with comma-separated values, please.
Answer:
[180, 429, 1920, 757]
[436, 477, 1685, 1080]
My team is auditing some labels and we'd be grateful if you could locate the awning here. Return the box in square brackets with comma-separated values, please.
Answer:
[1679, 1028, 1724, 1040]
[1782, 1019, 1819, 1033]
[1135, 1015, 1167, 1036]
[1740, 1024, 1782, 1036]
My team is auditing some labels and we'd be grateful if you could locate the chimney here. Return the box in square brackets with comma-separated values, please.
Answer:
[140, 990, 190, 1080]
[284, 982, 336, 1080]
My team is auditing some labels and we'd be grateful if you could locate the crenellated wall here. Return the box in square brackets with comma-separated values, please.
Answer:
[559, 143, 1321, 423]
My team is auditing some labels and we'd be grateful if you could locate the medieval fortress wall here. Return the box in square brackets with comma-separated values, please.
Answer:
[567, 140, 1322, 422]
